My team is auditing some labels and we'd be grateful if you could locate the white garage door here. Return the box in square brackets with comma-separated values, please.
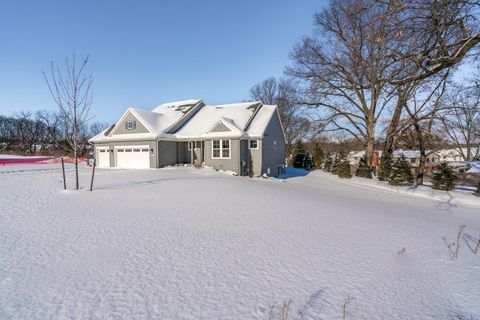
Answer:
[97, 148, 110, 168]
[115, 146, 150, 169]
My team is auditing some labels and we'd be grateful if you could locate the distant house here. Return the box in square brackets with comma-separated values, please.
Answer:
[348, 150, 439, 167]
[89, 99, 286, 177]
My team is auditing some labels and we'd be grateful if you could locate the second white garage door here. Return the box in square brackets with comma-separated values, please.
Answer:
[115, 146, 150, 169]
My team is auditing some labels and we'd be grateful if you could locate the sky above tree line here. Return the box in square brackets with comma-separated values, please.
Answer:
[0, 0, 325, 124]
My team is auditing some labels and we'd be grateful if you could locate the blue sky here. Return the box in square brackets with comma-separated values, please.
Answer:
[0, 0, 325, 123]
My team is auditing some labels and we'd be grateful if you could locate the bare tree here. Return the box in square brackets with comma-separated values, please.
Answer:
[439, 83, 480, 161]
[376, 0, 480, 86]
[249, 77, 315, 159]
[288, 0, 398, 167]
[400, 74, 449, 184]
[43, 54, 93, 190]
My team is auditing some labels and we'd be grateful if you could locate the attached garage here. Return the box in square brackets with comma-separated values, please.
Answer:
[115, 145, 150, 169]
[97, 147, 110, 168]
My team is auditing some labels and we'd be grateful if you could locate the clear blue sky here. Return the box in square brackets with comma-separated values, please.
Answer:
[0, 0, 325, 123]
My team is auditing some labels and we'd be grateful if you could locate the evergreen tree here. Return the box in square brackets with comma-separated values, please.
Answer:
[431, 163, 458, 191]
[324, 153, 333, 172]
[378, 152, 393, 181]
[312, 143, 325, 169]
[337, 158, 352, 179]
[303, 152, 313, 170]
[292, 140, 306, 168]
[388, 156, 414, 186]
[331, 155, 340, 174]
[355, 155, 371, 178]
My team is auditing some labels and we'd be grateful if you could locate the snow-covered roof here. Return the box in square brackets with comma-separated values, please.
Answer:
[151, 99, 201, 113]
[174, 102, 262, 139]
[245, 104, 279, 138]
[89, 100, 282, 143]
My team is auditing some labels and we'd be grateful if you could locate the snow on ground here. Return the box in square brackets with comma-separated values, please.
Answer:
[1, 165, 480, 319]
[300, 169, 480, 208]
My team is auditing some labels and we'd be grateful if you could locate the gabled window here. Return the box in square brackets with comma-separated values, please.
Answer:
[212, 139, 230, 159]
[126, 121, 136, 130]
[249, 140, 258, 149]
[273, 140, 278, 150]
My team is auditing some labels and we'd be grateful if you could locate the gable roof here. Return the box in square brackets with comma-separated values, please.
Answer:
[174, 102, 261, 139]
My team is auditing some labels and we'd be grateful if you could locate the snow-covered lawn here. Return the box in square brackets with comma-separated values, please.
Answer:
[1, 166, 479, 319]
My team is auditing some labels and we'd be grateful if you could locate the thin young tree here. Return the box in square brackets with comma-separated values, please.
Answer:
[43, 54, 93, 190]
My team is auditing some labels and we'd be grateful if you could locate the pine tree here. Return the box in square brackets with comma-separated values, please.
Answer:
[303, 152, 313, 170]
[431, 163, 457, 191]
[292, 140, 306, 168]
[337, 158, 352, 179]
[355, 155, 371, 178]
[312, 143, 325, 169]
[388, 156, 414, 186]
[378, 152, 393, 181]
[324, 153, 333, 172]
[331, 155, 340, 174]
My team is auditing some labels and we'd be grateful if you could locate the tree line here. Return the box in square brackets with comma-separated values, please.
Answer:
[249, 0, 480, 184]
[0, 110, 108, 155]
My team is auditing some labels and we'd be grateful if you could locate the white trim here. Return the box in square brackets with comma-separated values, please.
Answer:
[248, 139, 259, 149]
[109, 108, 157, 137]
[211, 139, 231, 159]
[126, 120, 135, 130]
[114, 145, 149, 149]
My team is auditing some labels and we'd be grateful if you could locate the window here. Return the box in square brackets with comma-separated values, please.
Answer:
[273, 140, 278, 150]
[195, 141, 202, 148]
[126, 121, 135, 130]
[212, 139, 230, 159]
[410, 158, 416, 164]
[222, 140, 230, 158]
[249, 140, 258, 149]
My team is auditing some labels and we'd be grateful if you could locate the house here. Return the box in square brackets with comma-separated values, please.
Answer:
[89, 99, 286, 177]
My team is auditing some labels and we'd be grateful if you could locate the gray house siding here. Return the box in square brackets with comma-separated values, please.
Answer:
[158, 141, 178, 166]
[177, 142, 191, 164]
[204, 139, 241, 174]
[261, 113, 285, 177]
[248, 139, 262, 176]
[210, 122, 231, 133]
[111, 112, 149, 135]
[94, 140, 157, 168]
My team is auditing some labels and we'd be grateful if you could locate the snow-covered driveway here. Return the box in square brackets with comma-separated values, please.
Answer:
[1, 167, 479, 319]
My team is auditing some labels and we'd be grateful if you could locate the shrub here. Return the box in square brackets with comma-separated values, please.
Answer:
[337, 160, 352, 179]
[303, 152, 314, 170]
[432, 163, 457, 191]
[355, 155, 371, 178]
[388, 156, 414, 186]
[324, 154, 333, 172]
[377, 152, 392, 181]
